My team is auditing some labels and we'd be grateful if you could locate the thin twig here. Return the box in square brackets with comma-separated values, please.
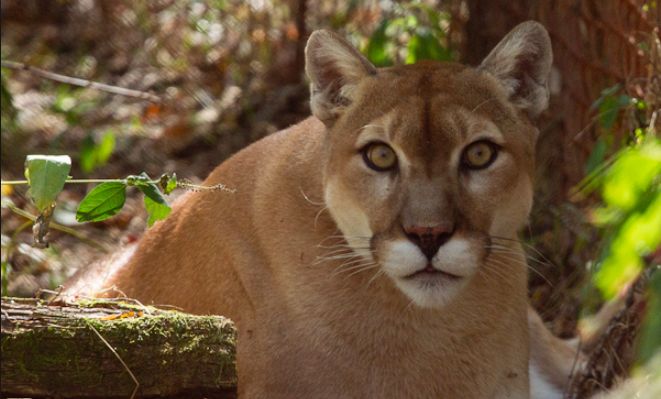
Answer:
[1, 60, 161, 103]
[87, 321, 140, 399]
[4, 201, 108, 252]
[11, 220, 33, 243]
[178, 179, 236, 193]
[1, 178, 126, 186]
[1, 308, 12, 324]
[563, 339, 584, 398]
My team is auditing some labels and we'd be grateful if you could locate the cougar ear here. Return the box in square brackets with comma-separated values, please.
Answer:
[479, 21, 553, 118]
[305, 30, 377, 125]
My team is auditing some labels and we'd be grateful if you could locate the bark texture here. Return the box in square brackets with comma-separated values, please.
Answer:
[1, 297, 237, 398]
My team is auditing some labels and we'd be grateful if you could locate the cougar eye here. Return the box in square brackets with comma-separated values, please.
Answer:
[462, 140, 499, 169]
[362, 142, 398, 171]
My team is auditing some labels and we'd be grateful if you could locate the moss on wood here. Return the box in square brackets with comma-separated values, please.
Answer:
[1, 297, 237, 398]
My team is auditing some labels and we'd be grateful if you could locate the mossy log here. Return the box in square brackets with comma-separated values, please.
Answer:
[1, 297, 237, 398]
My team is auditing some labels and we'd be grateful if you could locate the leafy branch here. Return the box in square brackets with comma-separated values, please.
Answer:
[1, 155, 233, 247]
[2, 198, 108, 252]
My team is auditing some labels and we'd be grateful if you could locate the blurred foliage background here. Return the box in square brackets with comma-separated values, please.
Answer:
[0, 0, 659, 395]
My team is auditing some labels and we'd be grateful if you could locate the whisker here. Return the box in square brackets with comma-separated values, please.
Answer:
[333, 262, 378, 278]
[317, 244, 356, 250]
[318, 247, 358, 257]
[316, 234, 371, 249]
[487, 247, 546, 267]
[343, 264, 379, 279]
[336, 256, 375, 268]
[320, 234, 371, 240]
[488, 256, 553, 287]
[486, 244, 550, 268]
[490, 235, 557, 268]
[317, 235, 345, 244]
[366, 269, 384, 288]
[299, 186, 325, 207]
[320, 235, 348, 240]
[477, 265, 499, 285]
[487, 247, 553, 273]
[480, 260, 511, 282]
[317, 243, 371, 251]
[405, 298, 417, 312]
[315, 253, 363, 263]
[313, 206, 329, 229]
[471, 98, 495, 113]
[333, 258, 374, 271]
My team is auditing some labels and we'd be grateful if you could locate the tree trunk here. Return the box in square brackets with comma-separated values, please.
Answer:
[1, 297, 237, 398]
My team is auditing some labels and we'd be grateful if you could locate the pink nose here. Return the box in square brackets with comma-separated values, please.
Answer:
[403, 224, 455, 260]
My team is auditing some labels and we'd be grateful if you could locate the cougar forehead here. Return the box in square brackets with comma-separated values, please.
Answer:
[325, 61, 536, 193]
[336, 61, 535, 147]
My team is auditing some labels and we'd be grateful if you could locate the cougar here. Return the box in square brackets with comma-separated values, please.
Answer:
[66, 21, 579, 398]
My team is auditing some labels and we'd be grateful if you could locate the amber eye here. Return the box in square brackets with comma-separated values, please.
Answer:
[362, 142, 398, 171]
[462, 140, 499, 169]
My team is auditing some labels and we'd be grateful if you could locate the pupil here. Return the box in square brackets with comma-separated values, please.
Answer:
[365, 144, 395, 170]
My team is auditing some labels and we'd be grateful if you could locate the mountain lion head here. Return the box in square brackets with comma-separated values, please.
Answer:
[305, 22, 552, 308]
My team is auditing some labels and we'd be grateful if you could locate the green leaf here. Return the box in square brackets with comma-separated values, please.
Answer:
[602, 143, 661, 211]
[76, 182, 127, 222]
[591, 84, 621, 110]
[599, 94, 630, 130]
[130, 171, 175, 225]
[138, 181, 167, 204]
[79, 130, 116, 173]
[365, 21, 392, 67]
[166, 176, 177, 194]
[0, 72, 12, 109]
[79, 136, 96, 173]
[143, 195, 171, 227]
[24, 155, 72, 211]
[96, 130, 116, 164]
[595, 246, 643, 299]
[159, 173, 177, 195]
[635, 98, 647, 111]
[585, 138, 608, 175]
[406, 31, 450, 64]
[139, 183, 171, 226]
[1, 261, 10, 295]
[594, 139, 661, 299]
[1, 71, 16, 124]
[404, 15, 418, 29]
[405, 34, 421, 64]
[637, 271, 661, 365]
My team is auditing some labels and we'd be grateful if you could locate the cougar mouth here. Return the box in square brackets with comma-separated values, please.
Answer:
[405, 263, 462, 280]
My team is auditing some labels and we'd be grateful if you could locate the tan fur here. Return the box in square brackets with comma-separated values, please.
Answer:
[528, 309, 583, 389]
[65, 22, 575, 398]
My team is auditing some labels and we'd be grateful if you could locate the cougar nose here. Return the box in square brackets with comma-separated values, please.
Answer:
[404, 224, 454, 260]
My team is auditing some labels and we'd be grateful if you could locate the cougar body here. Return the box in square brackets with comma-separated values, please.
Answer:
[67, 22, 577, 398]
